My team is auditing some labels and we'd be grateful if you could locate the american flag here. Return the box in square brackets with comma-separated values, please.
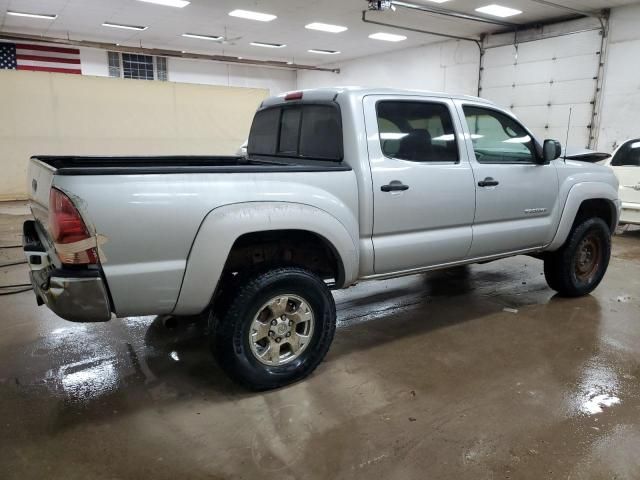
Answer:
[0, 42, 81, 74]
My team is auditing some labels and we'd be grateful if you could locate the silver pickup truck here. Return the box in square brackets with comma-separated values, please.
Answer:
[24, 87, 620, 390]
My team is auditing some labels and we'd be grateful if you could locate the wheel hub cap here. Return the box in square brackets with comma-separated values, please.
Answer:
[574, 233, 602, 282]
[249, 295, 315, 366]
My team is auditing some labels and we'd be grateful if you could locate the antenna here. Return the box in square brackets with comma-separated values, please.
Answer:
[563, 106, 572, 163]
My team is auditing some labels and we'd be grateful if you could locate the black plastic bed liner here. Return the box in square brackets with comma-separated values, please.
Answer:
[32, 155, 351, 175]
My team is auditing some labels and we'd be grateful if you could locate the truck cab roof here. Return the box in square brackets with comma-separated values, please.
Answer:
[261, 86, 497, 109]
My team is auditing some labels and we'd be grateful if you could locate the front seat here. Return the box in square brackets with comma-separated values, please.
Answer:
[396, 129, 433, 162]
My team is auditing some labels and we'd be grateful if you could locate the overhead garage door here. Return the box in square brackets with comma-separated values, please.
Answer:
[479, 30, 602, 149]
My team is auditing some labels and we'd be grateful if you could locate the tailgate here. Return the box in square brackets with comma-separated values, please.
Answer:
[28, 157, 56, 227]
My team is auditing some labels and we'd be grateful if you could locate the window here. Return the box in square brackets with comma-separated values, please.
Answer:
[376, 101, 458, 163]
[299, 105, 341, 159]
[463, 106, 537, 164]
[247, 104, 342, 161]
[611, 139, 640, 167]
[107, 51, 120, 78]
[278, 108, 302, 154]
[107, 52, 168, 81]
[123, 54, 154, 80]
[156, 56, 168, 81]
[248, 108, 280, 155]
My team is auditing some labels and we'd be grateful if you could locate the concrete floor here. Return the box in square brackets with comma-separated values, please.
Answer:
[1, 202, 640, 479]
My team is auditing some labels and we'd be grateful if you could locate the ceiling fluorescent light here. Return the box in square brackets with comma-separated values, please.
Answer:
[250, 42, 286, 48]
[137, 0, 190, 7]
[475, 4, 522, 17]
[305, 22, 348, 33]
[368, 32, 407, 42]
[308, 49, 341, 55]
[182, 33, 222, 41]
[229, 9, 277, 22]
[6, 11, 57, 20]
[424, 0, 451, 3]
[102, 22, 148, 31]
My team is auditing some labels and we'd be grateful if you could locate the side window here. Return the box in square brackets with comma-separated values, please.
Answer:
[611, 139, 640, 167]
[463, 106, 537, 164]
[376, 101, 459, 163]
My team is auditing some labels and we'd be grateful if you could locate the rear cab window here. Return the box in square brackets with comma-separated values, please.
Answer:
[248, 103, 342, 161]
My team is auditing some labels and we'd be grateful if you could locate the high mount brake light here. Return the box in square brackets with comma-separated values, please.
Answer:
[49, 188, 98, 265]
[284, 91, 303, 101]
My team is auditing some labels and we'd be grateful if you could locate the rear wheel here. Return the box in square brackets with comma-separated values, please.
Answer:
[210, 267, 336, 390]
[544, 217, 611, 297]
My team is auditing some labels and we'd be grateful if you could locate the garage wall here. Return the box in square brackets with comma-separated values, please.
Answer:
[298, 13, 632, 155]
[479, 24, 602, 150]
[297, 40, 480, 95]
[80, 47, 296, 95]
[0, 70, 267, 200]
[597, 3, 640, 151]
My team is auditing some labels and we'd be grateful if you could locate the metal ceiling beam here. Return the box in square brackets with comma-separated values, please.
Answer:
[391, 0, 520, 28]
[361, 10, 482, 50]
[525, 0, 607, 30]
[526, 0, 600, 19]
[0, 31, 340, 73]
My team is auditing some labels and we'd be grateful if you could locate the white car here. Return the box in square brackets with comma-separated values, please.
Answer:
[605, 138, 640, 225]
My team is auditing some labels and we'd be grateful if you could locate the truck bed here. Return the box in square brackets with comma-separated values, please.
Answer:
[33, 155, 351, 175]
[27, 153, 358, 317]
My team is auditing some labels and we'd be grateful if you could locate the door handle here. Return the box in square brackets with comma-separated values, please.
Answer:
[381, 182, 409, 192]
[478, 177, 499, 187]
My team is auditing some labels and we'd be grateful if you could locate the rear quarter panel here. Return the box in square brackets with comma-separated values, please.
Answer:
[52, 170, 359, 317]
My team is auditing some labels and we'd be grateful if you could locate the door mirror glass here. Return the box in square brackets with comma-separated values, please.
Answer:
[543, 139, 562, 163]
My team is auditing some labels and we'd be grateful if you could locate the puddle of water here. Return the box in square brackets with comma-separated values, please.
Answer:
[580, 392, 621, 415]
[571, 358, 622, 416]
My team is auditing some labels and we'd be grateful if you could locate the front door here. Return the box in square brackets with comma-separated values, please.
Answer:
[455, 102, 560, 258]
[610, 139, 640, 222]
[364, 95, 476, 274]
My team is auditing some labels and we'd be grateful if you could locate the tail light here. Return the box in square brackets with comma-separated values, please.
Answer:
[49, 188, 98, 265]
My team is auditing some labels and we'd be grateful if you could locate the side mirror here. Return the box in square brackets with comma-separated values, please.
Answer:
[542, 139, 562, 163]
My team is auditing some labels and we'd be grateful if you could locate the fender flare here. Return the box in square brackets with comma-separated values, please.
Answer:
[172, 201, 359, 315]
[547, 182, 619, 251]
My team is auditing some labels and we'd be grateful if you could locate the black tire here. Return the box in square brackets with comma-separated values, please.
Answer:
[210, 267, 336, 390]
[544, 217, 611, 297]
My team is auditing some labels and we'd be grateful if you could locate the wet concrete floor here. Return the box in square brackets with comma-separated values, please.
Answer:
[1, 202, 640, 479]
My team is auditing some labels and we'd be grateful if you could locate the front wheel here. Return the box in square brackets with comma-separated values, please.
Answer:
[544, 217, 611, 297]
[210, 267, 336, 390]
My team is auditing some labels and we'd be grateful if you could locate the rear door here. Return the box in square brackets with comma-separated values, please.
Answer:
[455, 101, 560, 257]
[364, 95, 476, 274]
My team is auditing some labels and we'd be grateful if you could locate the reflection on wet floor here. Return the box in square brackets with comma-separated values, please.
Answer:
[1, 205, 640, 479]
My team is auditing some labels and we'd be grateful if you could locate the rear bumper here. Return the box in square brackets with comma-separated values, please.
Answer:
[23, 220, 112, 322]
